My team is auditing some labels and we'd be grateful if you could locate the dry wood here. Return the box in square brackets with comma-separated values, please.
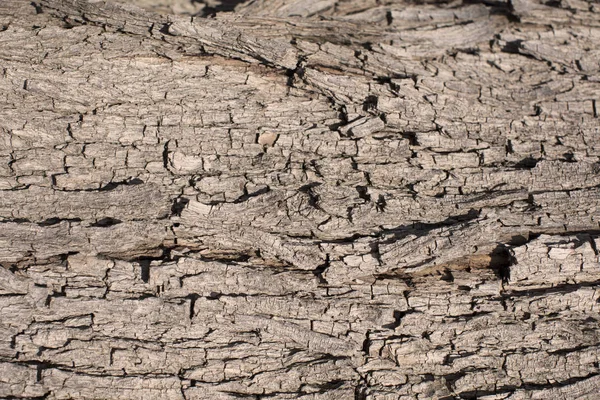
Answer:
[1, 0, 600, 398]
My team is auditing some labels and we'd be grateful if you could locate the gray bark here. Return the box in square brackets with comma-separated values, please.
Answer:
[1, 0, 600, 398]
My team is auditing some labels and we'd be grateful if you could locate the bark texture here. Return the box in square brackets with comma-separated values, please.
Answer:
[1, 0, 600, 398]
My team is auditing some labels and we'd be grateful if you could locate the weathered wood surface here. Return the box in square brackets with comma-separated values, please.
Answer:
[1, 0, 600, 398]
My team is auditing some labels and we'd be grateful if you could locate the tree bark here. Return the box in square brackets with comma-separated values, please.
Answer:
[1, 0, 600, 398]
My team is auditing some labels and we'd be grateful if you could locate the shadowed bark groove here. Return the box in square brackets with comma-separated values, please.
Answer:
[1, 0, 600, 398]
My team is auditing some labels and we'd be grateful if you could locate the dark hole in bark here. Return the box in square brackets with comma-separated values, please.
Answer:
[489, 245, 513, 283]
[207, 292, 222, 300]
[99, 178, 143, 191]
[500, 39, 524, 54]
[562, 152, 576, 162]
[385, 11, 393, 25]
[187, 294, 200, 319]
[38, 217, 82, 226]
[354, 383, 368, 400]
[313, 254, 330, 285]
[355, 186, 371, 202]
[382, 310, 412, 329]
[439, 269, 454, 282]
[159, 23, 173, 35]
[171, 197, 190, 216]
[513, 156, 539, 169]
[362, 95, 378, 112]
[375, 194, 387, 212]
[30, 2, 43, 14]
[139, 260, 151, 283]
[197, 0, 249, 17]
[91, 217, 122, 227]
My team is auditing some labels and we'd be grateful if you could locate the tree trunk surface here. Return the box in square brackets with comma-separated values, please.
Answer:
[1, 0, 600, 398]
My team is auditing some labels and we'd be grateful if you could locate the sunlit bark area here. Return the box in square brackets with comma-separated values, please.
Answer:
[1, 0, 600, 398]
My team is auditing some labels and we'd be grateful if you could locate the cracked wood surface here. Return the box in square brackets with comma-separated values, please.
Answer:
[1, 0, 600, 398]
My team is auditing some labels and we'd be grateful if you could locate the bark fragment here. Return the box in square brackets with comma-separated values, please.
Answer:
[1, 0, 600, 398]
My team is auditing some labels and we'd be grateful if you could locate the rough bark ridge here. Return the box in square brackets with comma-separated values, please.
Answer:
[1, 0, 600, 398]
